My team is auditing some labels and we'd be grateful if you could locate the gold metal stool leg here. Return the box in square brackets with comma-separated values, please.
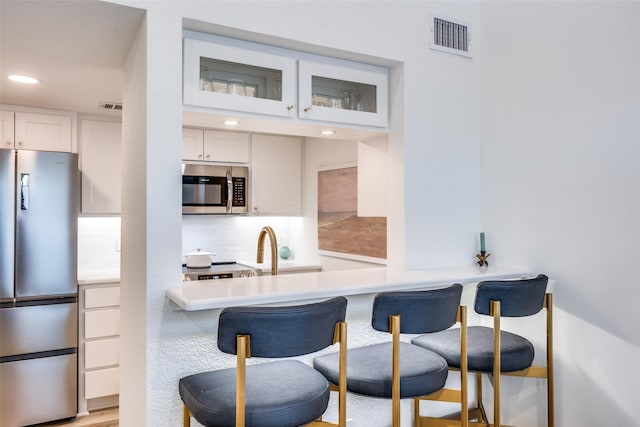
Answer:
[183, 405, 191, 427]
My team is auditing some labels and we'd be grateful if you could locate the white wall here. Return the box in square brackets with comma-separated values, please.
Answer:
[479, 2, 640, 426]
[110, 1, 483, 426]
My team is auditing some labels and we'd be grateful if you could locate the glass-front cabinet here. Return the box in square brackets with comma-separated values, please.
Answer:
[183, 34, 389, 129]
[183, 38, 297, 118]
[298, 60, 388, 128]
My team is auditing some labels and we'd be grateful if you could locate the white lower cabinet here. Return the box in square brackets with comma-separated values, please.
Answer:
[85, 367, 120, 400]
[79, 283, 120, 413]
[250, 134, 302, 216]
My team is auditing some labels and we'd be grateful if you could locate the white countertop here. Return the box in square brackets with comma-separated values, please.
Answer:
[166, 265, 529, 311]
[77, 269, 121, 285]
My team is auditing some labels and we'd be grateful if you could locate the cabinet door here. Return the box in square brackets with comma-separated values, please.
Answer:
[251, 134, 302, 215]
[81, 120, 122, 214]
[1, 111, 14, 148]
[357, 137, 388, 217]
[182, 128, 204, 161]
[299, 60, 388, 128]
[183, 38, 297, 118]
[203, 130, 249, 163]
[14, 112, 72, 152]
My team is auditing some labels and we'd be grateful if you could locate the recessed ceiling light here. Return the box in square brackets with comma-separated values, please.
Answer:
[224, 120, 239, 126]
[320, 130, 336, 135]
[8, 74, 39, 84]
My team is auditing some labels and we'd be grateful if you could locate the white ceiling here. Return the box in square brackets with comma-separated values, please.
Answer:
[0, 0, 144, 117]
[0, 1, 385, 141]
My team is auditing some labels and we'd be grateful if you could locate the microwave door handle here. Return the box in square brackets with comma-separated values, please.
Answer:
[226, 170, 233, 213]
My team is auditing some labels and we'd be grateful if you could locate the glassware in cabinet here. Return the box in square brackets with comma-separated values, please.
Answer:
[184, 38, 296, 118]
[299, 59, 388, 128]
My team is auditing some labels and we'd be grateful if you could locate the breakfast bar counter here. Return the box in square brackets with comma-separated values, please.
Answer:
[166, 265, 529, 310]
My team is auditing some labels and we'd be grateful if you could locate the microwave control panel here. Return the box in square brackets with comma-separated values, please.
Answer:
[232, 177, 246, 207]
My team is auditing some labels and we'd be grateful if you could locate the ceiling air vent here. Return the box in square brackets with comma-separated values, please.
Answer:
[99, 101, 123, 111]
[430, 15, 472, 58]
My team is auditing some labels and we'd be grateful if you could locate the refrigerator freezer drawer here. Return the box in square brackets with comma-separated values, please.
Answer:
[0, 301, 77, 357]
[0, 352, 77, 427]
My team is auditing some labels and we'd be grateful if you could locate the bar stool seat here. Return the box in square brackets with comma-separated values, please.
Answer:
[314, 341, 448, 398]
[180, 360, 330, 427]
[412, 326, 534, 373]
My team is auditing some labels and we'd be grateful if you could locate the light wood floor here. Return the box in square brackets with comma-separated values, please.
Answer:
[38, 407, 118, 427]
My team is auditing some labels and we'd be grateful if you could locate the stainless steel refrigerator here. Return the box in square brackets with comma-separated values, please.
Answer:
[1, 149, 79, 427]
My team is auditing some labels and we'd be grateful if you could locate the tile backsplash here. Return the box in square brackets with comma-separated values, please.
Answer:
[78, 215, 309, 274]
[78, 216, 121, 274]
[182, 215, 307, 263]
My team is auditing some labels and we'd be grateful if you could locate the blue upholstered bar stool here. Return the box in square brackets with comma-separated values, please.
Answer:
[313, 284, 468, 427]
[179, 297, 348, 427]
[412, 274, 553, 427]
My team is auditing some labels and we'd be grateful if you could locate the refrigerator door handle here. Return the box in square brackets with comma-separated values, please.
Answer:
[20, 173, 29, 211]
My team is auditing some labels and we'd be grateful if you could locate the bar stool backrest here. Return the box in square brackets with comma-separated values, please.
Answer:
[217, 296, 348, 357]
[372, 284, 463, 333]
[474, 274, 549, 317]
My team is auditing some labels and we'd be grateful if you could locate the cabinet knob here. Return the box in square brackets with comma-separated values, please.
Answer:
[4, 140, 11, 146]
[205, 154, 210, 159]
[198, 154, 203, 158]
[286, 104, 295, 111]
[17, 141, 23, 147]
[303, 106, 312, 112]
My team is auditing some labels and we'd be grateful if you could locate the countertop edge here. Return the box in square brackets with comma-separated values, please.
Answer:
[166, 266, 530, 311]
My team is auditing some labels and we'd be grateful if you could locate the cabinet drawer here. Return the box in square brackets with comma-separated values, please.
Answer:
[84, 309, 120, 339]
[85, 367, 119, 399]
[84, 287, 120, 308]
[85, 338, 120, 369]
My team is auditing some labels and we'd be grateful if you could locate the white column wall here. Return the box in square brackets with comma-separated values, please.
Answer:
[479, 2, 640, 426]
[118, 3, 183, 426]
[119, 14, 148, 427]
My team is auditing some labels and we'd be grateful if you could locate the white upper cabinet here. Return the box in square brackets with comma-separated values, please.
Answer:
[182, 128, 204, 161]
[80, 120, 122, 214]
[298, 60, 388, 128]
[182, 128, 250, 163]
[183, 33, 389, 129]
[1, 111, 14, 148]
[251, 134, 302, 216]
[3, 111, 72, 152]
[357, 137, 388, 217]
[183, 38, 297, 118]
[203, 130, 249, 163]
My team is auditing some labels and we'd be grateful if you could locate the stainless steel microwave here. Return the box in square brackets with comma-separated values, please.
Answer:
[182, 163, 248, 214]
